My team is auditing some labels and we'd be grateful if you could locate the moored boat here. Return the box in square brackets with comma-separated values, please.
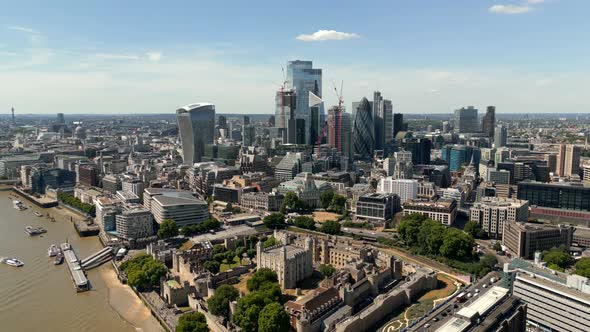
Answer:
[2, 258, 24, 267]
[48, 244, 60, 257]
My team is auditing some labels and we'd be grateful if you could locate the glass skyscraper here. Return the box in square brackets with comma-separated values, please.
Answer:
[454, 106, 479, 133]
[441, 144, 481, 172]
[286, 60, 322, 145]
[176, 103, 215, 165]
[352, 98, 374, 160]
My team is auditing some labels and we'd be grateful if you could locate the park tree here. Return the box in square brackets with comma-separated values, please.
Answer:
[320, 190, 334, 209]
[157, 219, 178, 239]
[319, 264, 336, 278]
[207, 284, 239, 320]
[575, 257, 590, 278]
[328, 194, 347, 214]
[492, 242, 503, 252]
[416, 219, 446, 255]
[464, 221, 484, 238]
[176, 312, 209, 332]
[247, 268, 278, 291]
[203, 260, 220, 274]
[121, 254, 168, 291]
[320, 220, 341, 235]
[543, 248, 571, 270]
[263, 213, 286, 229]
[294, 216, 316, 230]
[263, 236, 280, 248]
[258, 303, 290, 332]
[440, 228, 474, 260]
[398, 217, 422, 246]
[281, 192, 305, 213]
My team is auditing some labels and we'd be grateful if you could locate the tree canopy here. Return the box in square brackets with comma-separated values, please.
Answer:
[293, 216, 316, 230]
[180, 218, 221, 236]
[464, 220, 485, 238]
[157, 219, 179, 239]
[281, 192, 306, 213]
[320, 264, 336, 278]
[320, 190, 334, 209]
[203, 260, 220, 274]
[247, 268, 278, 292]
[120, 254, 168, 291]
[258, 302, 290, 332]
[320, 220, 341, 235]
[543, 247, 571, 270]
[207, 284, 239, 320]
[176, 312, 209, 332]
[575, 257, 590, 278]
[263, 213, 286, 229]
[234, 269, 283, 332]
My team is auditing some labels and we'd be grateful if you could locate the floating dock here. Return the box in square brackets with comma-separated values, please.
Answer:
[60, 243, 90, 292]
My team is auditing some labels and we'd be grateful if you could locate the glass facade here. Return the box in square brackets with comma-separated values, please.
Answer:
[517, 182, 590, 211]
[441, 144, 481, 172]
[176, 104, 215, 165]
[286, 60, 322, 145]
[352, 98, 374, 160]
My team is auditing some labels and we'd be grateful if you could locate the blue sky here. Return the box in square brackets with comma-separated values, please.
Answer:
[1, 0, 589, 114]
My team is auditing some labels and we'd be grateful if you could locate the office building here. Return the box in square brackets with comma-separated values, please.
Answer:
[57, 112, 65, 124]
[583, 165, 590, 183]
[240, 191, 284, 211]
[275, 152, 303, 181]
[144, 188, 209, 227]
[77, 164, 99, 187]
[286, 60, 322, 145]
[556, 144, 581, 177]
[327, 106, 352, 157]
[102, 174, 122, 193]
[486, 168, 511, 185]
[510, 263, 590, 332]
[441, 144, 481, 172]
[356, 193, 400, 222]
[176, 103, 216, 165]
[517, 181, 590, 212]
[401, 138, 432, 165]
[217, 115, 227, 129]
[482, 106, 496, 138]
[494, 125, 508, 148]
[115, 205, 154, 240]
[402, 198, 457, 226]
[470, 197, 529, 239]
[242, 125, 256, 146]
[393, 113, 404, 139]
[372, 91, 392, 150]
[30, 166, 76, 194]
[454, 106, 478, 133]
[0, 154, 43, 178]
[275, 88, 297, 141]
[378, 178, 418, 203]
[288, 118, 306, 144]
[383, 157, 395, 176]
[352, 97, 374, 160]
[122, 178, 145, 198]
[502, 221, 573, 259]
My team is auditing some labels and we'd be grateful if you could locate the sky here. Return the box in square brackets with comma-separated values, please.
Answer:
[1, 0, 589, 115]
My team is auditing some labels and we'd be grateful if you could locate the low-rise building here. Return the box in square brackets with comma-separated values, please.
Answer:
[240, 191, 284, 211]
[144, 188, 209, 227]
[470, 197, 529, 239]
[355, 193, 400, 223]
[402, 198, 457, 226]
[502, 221, 573, 259]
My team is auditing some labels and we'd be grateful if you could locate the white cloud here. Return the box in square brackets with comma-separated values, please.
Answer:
[7, 25, 40, 34]
[489, 5, 533, 14]
[535, 78, 553, 87]
[296, 30, 360, 42]
[146, 51, 162, 61]
[95, 53, 141, 60]
[527, 0, 545, 4]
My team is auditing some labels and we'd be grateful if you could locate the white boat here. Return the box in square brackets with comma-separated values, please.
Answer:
[25, 226, 47, 236]
[3, 258, 24, 267]
[48, 244, 60, 257]
[13, 200, 27, 211]
[35, 212, 43, 217]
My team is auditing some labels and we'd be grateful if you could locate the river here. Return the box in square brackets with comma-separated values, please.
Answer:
[0, 190, 163, 332]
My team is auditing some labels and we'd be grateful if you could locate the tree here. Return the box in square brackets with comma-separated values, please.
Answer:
[247, 268, 278, 292]
[319, 264, 336, 278]
[203, 260, 220, 274]
[263, 236, 280, 248]
[464, 221, 483, 238]
[328, 194, 347, 214]
[258, 303, 290, 332]
[320, 190, 334, 209]
[207, 284, 239, 320]
[247, 248, 257, 259]
[294, 216, 316, 230]
[575, 257, 590, 278]
[263, 213, 286, 229]
[235, 246, 247, 258]
[281, 192, 305, 213]
[416, 220, 446, 255]
[158, 219, 178, 239]
[480, 254, 498, 270]
[543, 248, 571, 270]
[492, 242, 502, 252]
[440, 228, 474, 260]
[176, 312, 209, 332]
[120, 254, 168, 291]
[320, 220, 341, 235]
[398, 217, 421, 246]
[234, 303, 262, 332]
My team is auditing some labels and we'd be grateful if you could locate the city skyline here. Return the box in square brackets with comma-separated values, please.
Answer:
[1, 0, 590, 115]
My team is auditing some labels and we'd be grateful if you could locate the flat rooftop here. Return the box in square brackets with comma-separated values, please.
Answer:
[457, 286, 509, 320]
[189, 224, 257, 243]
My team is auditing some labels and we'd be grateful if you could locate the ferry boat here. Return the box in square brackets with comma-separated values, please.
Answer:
[2, 258, 24, 267]
[25, 226, 47, 236]
[48, 244, 60, 257]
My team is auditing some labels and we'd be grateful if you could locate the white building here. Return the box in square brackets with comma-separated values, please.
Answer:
[383, 157, 395, 176]
[378, 178, 418, 204]
[470, 197, 529, 239]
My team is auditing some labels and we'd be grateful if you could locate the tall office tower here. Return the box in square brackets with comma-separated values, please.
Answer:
[454, 106, 479, 133]
[340, 112, 352, 159]
[441, 144, 481, 172]
[382, 100, 393, 143]
[545, 154, 557, 174]
[393, 113, 404, 139]
[275, 89, 297, 142]
[401, 138, 432, 165]
[352, 98, 374, 160]
[310, 105, 320, 146]
[268, 115, 275, 127]
[242, 125, 256, 146]
[482, 106, 495, 138]
[494, 125, 508, 148]
[11, 107, 15, 125]
[57, 113, 65, 125]
[176, 103, 215, 165]
[218, 115, 227, 129]
[373, 91, 384, 150]
[286, 60, 322, 145]
[442, 121, 449, 133]
[327, 105, 350, 154]
[383, 157, 395, 176]
[243, 115, 250, 126]
[557, 144, 581, 177]
[288, 118, 305, 144]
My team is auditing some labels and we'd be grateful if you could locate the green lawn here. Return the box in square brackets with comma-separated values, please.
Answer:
[220, 256, 242, 272]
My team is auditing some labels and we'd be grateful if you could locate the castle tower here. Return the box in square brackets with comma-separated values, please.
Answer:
[256, 240, 263, 267]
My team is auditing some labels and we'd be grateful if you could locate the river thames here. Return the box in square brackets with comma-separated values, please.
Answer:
[0, 190, 162, 332]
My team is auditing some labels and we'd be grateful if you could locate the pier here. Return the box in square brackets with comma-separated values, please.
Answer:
[60, 243, 90, 292]
[80, 247, 113, 270]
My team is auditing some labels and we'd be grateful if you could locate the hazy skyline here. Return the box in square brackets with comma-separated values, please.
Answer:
[1, 0, 589, 115]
